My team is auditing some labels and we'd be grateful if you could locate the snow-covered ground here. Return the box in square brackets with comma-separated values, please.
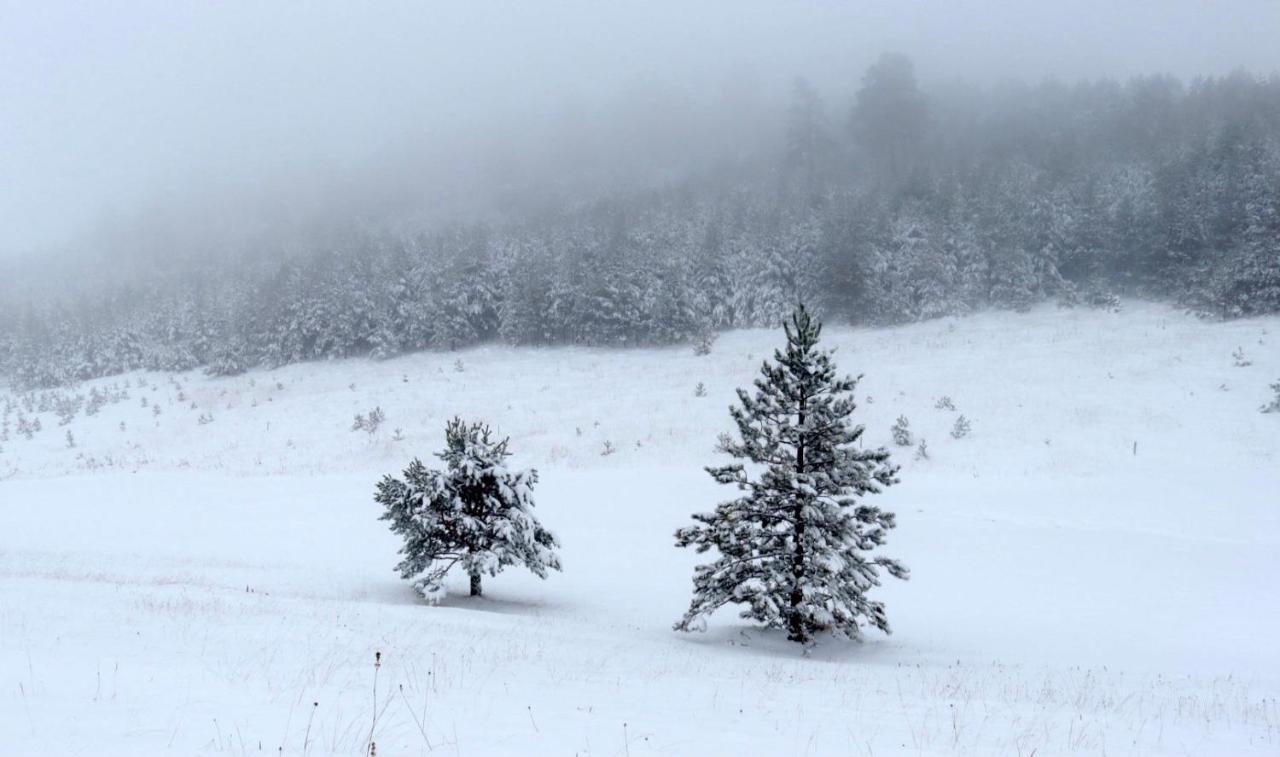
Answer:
[2, 301, 1278, 755]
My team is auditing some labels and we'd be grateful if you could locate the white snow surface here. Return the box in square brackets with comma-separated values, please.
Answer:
[2, 302, 1278, 755]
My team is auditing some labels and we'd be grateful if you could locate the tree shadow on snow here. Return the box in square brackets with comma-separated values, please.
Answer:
[675, 623, 905, 665]
[348, 581, 426, 607]
[356, 580, 571, 617]
[429, 590, 570, 618]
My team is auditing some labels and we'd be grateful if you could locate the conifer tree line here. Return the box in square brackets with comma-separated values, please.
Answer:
[3, 58, 1279, 388]
[378, 306, 905, 644]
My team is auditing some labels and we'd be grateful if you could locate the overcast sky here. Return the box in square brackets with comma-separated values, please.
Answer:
[3, 0, 1279, 259]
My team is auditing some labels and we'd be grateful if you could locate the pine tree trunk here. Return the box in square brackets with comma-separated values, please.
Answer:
[788, 510, 807, 643]
[788, 402, 808, 644]
[469, 572, 482, 597]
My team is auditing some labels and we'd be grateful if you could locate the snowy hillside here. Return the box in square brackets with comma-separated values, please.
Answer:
[2, 302, 1279, 755]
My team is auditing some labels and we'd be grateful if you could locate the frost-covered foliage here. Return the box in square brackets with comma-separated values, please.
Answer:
[3, 69, 1279, 388]
[205, 338, 250, 377]
[1262, 380, 1280, 414]
[674, 305, 907, 644]
[352, 407, 386, 435]
[16, 415, 42, 439]
[951, 415, 972, 439]
[54, 394, 83, 426]
[375, 418, 562, 600]
[891, 415, 913, 446]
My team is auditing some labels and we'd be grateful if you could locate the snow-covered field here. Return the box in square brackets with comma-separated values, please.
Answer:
[2, 302, 1278, 755]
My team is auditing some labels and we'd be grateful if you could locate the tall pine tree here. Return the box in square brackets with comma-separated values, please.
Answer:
[376, 418, 562, 600]
[674, 305, 907, 644]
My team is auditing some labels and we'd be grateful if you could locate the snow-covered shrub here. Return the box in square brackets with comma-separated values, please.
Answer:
[694, 382, 707, 397]
[1061, 283, 1122, 312]
[693, 332, 716, 356]
[935, 395, 955, 411]
[54, 394, 83, 426]
[891, 415, 913, 446]
[600, 440, 616, 456]
[16, 415, 39, 440]
[85, 388, 107, 416]
[1085, 289, 1122, 311]
[1233, 347, 1251, 367]
[375, 418, 562, 600]
[1262, 380, 1280, 413]
[950, 415, 971, 439]
[915, 438, 929, 460]
[352, 407, 386, 435]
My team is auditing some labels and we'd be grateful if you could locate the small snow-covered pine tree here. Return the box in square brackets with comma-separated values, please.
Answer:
[1262, 379, 1280, 413]
[891, 415, 913, 446]
[674, 304, 908, 644]
[376, 418, 561, 600]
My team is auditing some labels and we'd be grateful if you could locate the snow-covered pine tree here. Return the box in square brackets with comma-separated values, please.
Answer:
[674, 304, 908, 644]
[1262, 379, 1280, 414]
[376, 418, 561, 600]
[891, 415, 913, 446]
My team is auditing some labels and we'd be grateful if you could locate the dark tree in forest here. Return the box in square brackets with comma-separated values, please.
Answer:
[849, 52, 928, 182]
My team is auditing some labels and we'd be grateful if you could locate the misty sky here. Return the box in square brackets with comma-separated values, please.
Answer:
[3, 0, 1279, 259]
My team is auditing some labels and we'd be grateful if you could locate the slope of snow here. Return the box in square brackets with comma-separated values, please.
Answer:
[2, 301, 1278, 755]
